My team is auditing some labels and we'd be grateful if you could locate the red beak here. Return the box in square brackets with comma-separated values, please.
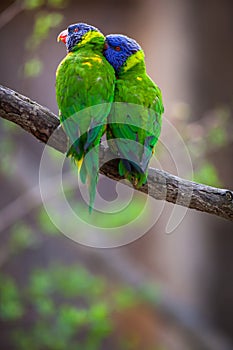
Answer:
[57, 29, 68, 44]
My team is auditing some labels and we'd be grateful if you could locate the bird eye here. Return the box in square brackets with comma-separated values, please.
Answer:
[115, 46, 121, 51]
[74, 28, 79, 33]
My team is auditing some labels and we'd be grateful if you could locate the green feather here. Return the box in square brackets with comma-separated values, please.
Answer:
[56, 30, 115, 210]
[107, 49, 163, 188]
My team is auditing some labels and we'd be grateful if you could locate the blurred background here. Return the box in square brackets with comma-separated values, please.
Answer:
[0, 0, 233, 349]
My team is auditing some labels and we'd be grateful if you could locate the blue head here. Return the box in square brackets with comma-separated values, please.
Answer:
[103, 34, 142, 73]
[58, 23, 101, 52]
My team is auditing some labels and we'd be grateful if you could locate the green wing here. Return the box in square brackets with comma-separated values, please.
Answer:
[56, 50, 115, 210]
[107, 74, 163, 187]
[56, 52, 114, 155]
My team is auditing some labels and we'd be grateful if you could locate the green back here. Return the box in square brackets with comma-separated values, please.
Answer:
[107, 50, 164, 187]
[56, 31, 115, 210]
[56, 32, 115, 157]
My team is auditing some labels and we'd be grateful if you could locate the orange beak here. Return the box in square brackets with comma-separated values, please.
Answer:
[57, 29, 68, 44]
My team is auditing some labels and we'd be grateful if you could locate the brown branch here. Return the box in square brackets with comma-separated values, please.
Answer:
[1, 84, 233, 221]
[0, 1, 24, 30]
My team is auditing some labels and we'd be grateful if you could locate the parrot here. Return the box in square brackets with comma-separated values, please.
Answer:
[103, 34, 164, 188]
[56, 23, 115, 211]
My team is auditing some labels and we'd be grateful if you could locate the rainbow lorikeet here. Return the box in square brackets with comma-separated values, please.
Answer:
[103, 34, 164, 188]
[56, 23, 115, 211]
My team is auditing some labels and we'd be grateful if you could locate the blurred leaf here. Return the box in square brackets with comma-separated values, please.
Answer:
[1, 264, 138, 349]
[47, 146, 64, 161]
[24, 57, 43, 77]
[0, 121, 20, 176]
[23, 0, 45, 9]
[10, 223, 36, 253]
[26, 11, 63, 51]
[1, 118, 19, 132]
[119, 337, 140, 350]
[0, 300, 23, 320]
[0, 138, 15, 176]
[58, 305, 88, 328]
[35, 11, 63, 31]
[208, 126, 227, 147]
[194, 162, 222, 187]
[0, 154, 14, 175]
[13, 331, 35, 350]
[29, 269, 54, 297]
[48, 0, 68, 8]
[38, 207, 58, 235]
[0, 275, 24, 320]
[32, 321, 67, 350]
[52, 265, 106, 298]
[34, 297, 55, 316]
[89, 302, 109, 323]
[72, 195, 149, 229]
[114, 287, 138, 310]
[0, 137, 14, 155]
[85, 320, 112, 350]
[87, 303, 112, 348]
[140, 282, 161, 304]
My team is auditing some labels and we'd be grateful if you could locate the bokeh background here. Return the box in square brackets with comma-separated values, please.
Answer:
[0, 0, 233, 349]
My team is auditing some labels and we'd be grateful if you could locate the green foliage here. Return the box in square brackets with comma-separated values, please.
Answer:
[47, 146, 65, 161]
[22, 0, 66, 79]
[0, 119, 22, 176]
[114, 287, 138, 309]
[174, 105, 231, 186]
[0, 139, 15, 175]
[10, 223, 37, 253]
[48, 0, 68, 8]
[71, 195, 149, 229]
[37, 207, 58, 235]
[26, 11, 63, 51]
[140, 283, 161, 305]
[0, 264, 140, 350]
[24, 57, 43, 77]
[23, 0, 45, 10]
[23, 0, 68, 10]
[1, 118, 18, 132]
[51, 266, 106, 299]
[0, 276, 24, 320]
[207, 126, 227, 147]
[194, 162, 222, 187]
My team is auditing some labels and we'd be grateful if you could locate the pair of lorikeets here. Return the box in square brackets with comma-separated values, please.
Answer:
[56, 23, 164, 211]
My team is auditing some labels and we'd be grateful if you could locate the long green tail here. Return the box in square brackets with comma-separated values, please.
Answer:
[79, 147, 99, 213]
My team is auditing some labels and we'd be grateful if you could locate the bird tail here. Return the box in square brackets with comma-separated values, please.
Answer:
[79, 147, 99, 213]
[119, 159, 148, 188]
[75, 157, 84, 174]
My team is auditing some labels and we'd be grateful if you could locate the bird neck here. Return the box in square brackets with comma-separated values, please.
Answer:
[72, 31, 105, 52]
[118, 50, 146, 77]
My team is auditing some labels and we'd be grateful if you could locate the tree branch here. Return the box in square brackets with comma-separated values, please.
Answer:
[1, 84, 233, 221]
[0, 1, 23, 30]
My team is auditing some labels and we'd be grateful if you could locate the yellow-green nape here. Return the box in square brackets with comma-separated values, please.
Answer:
[76, 30, 104, 48]
[121, 50, 145, 73]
